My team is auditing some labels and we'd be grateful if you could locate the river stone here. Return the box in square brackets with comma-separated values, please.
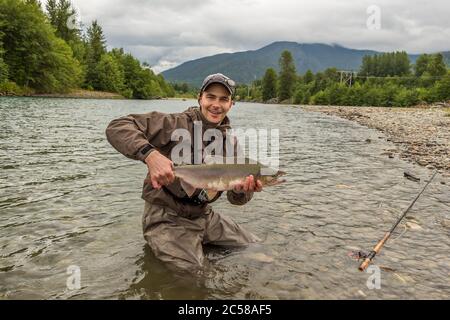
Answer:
[441, 219, 450, 229]
[244, 252, 275, 263]
[406, 221, 423, 230]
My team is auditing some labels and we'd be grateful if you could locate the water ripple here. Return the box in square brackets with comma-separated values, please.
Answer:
[0, 97, 448, 299]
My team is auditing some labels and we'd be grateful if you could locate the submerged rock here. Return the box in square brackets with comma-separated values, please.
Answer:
[441, 219, 450, 229]
[404, 171, 421, 182]
[406, 221, 423, 230]
[357, 290, 367, 297]
[244, 252, 275, 263]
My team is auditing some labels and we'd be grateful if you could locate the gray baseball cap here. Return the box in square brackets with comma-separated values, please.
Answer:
[200, 73, 236, 96]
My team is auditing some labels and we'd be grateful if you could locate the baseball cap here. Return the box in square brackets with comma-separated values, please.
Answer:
[200, 73, 236, 96]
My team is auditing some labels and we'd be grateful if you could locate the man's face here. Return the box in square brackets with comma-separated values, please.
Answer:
[199, 83, 233, 124]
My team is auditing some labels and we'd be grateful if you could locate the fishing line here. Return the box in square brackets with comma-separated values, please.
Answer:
[358, 170, 438, 271]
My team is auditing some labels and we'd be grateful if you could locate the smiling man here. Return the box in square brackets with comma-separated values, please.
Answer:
[198, 74, 234, 123]
[106, 73, 262, 271]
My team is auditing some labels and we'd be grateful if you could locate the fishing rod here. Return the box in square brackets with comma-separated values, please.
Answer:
[359, 170, 438, 271]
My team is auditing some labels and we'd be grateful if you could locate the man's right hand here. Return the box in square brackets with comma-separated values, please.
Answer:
[145, 150, 175, 189]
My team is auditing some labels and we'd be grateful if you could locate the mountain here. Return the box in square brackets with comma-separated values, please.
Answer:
[161, 41, 448, 86]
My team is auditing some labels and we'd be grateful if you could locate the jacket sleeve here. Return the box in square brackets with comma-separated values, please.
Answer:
[226, 190, 254, 205]
[105, 111, 185, 162]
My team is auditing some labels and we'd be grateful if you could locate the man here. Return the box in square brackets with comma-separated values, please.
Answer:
[106, 73, 262, 271]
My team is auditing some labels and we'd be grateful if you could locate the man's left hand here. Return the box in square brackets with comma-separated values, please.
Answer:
[233, 175, 263, 193]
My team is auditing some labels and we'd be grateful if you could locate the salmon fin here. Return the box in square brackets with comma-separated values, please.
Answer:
[206, 189, 218, 200]
[180, 180, 196, 197]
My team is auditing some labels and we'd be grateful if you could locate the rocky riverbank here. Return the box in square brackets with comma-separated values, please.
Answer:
[301, 105, 450, 174]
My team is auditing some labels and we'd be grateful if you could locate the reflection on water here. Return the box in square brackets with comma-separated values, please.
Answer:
[0, 97, 449, 299]
[121, 245, 211, 300]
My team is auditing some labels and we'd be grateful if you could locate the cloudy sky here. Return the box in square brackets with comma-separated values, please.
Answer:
[67, 0, 450, 73]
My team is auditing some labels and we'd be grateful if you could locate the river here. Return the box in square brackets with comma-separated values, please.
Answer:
[0, 97, 448, 299]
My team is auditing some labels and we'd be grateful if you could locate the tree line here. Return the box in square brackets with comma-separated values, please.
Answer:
[0, 0, 175, 98]
[237, 50, 450, 107]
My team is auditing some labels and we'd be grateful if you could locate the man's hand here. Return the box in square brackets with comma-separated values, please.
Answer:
[233, 175, 263, 193]
[145, 150, 175, 189]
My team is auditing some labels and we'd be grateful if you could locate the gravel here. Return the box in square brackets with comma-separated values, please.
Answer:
[301, 105, 450, 174]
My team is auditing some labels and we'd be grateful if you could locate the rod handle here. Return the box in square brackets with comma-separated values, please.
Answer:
[358, 232, 390, 272]
[359, 257, 372, 271]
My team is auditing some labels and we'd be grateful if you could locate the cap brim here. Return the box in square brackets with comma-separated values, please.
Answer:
[202, 81, 234, 95]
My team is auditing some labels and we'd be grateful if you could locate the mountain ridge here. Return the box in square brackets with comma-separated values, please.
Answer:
[161, 41, 449, 86]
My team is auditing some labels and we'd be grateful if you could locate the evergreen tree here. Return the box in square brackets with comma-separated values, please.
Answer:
[303, 69, 314, 84]
[311, 90, 328, 105]
[360, 51, 410, 77]
[0, 0, 82, 92]
[427, 53, 447, 77]
[45, 0, 85, 62]
[109, 48, 136, 91]
[278, 50, 296, 101]
[0, 0, 174, 97]
[156, 73, 175, 97]
[25, 0, 41, 7]
[0, 55, 8, 83]
[84, 20, 107, 88]
[262, 68, 277, 101]
[181, 83, 189, 93]
[86, 20, 106, 62]
[393, 87, 419, 107]
[0, 18, 8, 83]
[45, 0, 58, 25]
[434, 71, 450, 101]
[394, 51, 411, 76]
[359, 56, 370, 76]
[323, 67, 340, 84]
[293, 83, 312, 104]
[94, 53, 124, 93]
[419, 71, 435, 87]
[45, 0, 78, 42]
[108, 48, 174, 99]
[415, 54, 430, 77]
[312, 72, 327, 93]
[25, 0, 42, 8]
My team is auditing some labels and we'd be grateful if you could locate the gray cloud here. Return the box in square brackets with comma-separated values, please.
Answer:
[67, 0, 450, 73]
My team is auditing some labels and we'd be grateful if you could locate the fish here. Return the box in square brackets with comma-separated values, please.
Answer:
[173, 159, 286, 200]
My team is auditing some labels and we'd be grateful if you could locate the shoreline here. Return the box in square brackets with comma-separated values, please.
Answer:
[301, 105, 450, 174]
[1, 89, 197, 101]
[29, 89, 125, 100]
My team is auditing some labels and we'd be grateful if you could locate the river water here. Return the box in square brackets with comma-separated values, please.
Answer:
[0, 97, 448, 299]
